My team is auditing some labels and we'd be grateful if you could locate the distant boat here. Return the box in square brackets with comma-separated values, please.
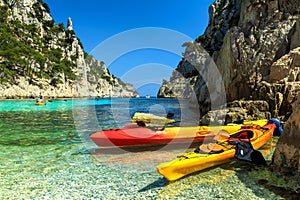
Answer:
[145, 95, 150, 98]
[35, 101, 45, 106]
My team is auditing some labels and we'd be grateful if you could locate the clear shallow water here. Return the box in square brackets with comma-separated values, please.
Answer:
[0, 98, 296, 199]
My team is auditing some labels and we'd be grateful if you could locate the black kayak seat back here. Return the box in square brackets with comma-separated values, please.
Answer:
[234, 141, 267, 166]
[136, 121, 146, 127]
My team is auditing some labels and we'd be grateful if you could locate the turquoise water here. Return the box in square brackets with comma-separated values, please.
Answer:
[0, 98, 196, 199]
[0, 99, 112, 112]
[0, 98, 296, 199]
[0, 98, 196, 147]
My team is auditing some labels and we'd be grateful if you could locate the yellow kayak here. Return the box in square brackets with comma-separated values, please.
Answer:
[160, 119, 268, 141]
[35, 101, 45, 106]
[242, 119, 268, 127]
[156, 122, 275, 181]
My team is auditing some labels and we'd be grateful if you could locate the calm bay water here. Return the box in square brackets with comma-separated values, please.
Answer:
[0, 98, 295, 199]
[0, 98, 197, 145]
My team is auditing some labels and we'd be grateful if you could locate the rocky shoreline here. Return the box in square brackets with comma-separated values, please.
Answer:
[0, 76, 137, 99]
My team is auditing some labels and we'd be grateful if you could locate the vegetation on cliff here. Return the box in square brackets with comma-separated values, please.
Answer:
[0, 0, 136, 98]
[0, 3, 77, 85]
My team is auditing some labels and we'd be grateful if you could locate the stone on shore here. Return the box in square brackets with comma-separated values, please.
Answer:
[131, 112, 175, 127]
[270, 97, 300, 177]
[199, 100, 271, 125]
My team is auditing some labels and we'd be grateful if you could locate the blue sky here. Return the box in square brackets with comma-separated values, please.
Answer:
[44, 0, 215, 96]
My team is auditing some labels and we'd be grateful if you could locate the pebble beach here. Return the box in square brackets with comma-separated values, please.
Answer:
[1, 136, 297, 199]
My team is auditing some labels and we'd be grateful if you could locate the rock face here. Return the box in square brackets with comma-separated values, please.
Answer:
[159, 0, 300, 121]
[0, 0, 137, 98]
[157, 41, 226, 116]
[270, 97, 300, 177]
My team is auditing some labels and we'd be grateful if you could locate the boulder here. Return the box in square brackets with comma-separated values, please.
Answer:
[270, 97, 300, 177]
[131, 112, 175, 127]
[199, 100, 271, 125]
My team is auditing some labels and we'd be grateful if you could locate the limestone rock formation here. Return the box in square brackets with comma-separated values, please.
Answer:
[270, 96, 300, 177]
[159, 0, 300, 121]
[158, 41, 226, 116]
[0, 0, 137, 98]
[67, 17, 72, 31]
[158, 0, 300, 179]
[199, 100, 271, 125]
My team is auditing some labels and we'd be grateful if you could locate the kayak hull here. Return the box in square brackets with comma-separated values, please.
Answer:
[156, 123, 275, 181]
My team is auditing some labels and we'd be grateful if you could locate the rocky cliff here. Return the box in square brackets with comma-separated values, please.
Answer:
[0, 0, 137, 98]
[158, 0, 300, 121]
[158, 0, 300, 183]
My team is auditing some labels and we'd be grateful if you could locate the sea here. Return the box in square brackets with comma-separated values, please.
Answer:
[0, 98, 297, 199]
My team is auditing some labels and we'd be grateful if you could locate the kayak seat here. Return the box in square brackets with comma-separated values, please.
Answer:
[194, 147, 224, 154]
[213, 130, 230, 141]
[136, 121, 146, 127]
[194, 143, 225, 154]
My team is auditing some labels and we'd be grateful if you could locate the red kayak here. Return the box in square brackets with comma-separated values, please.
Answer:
[89, 123, 246, 147]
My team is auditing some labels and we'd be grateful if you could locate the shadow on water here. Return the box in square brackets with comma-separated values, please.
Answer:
[257, 179, 300, 200]
[92, 142, 202, 155]
[231, 137, 300, 199]
[144, 163, 238, 199]
[138, 178, 168, 192]
[228, 161, 300, 200]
